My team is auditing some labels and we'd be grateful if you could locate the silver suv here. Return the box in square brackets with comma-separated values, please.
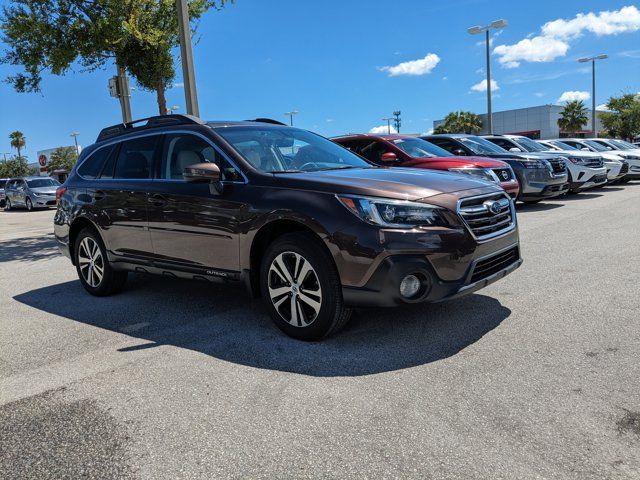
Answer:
[4, 176, 61, 211]
[0, 178, 7, 208]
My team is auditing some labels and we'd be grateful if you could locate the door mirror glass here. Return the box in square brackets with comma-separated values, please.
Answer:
[183, 163, 221, 183]
[453, 149, 467, 156]
[581, 147, 590, 151]
[380, 152, 397, 162]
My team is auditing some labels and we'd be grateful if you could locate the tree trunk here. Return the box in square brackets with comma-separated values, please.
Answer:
[156, 82, 167, 115]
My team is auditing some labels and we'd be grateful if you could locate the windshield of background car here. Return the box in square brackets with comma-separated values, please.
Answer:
[26, 178, 60, 188]
[583, 140, 608, 152]
[550, 140, 578, 151]
[215, 126, 373, 173]
[459, 136, 507, 154]
[609, 139, 635, 150]
[390, 137, 452, 158]
[0, 180, 6, 188]
[515, 137, 547, 152]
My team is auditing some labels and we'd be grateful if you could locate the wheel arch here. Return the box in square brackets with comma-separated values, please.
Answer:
[68, 217, 103, 265]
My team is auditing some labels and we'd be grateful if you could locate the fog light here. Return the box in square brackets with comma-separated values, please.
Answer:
[400, 274, 421, 298]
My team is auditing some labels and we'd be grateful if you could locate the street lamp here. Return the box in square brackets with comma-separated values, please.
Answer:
[468, 18, 508, 135]
[70, 132, 80, 155]
[578, 54, 608, 137]
[382, 117, 394, 134]
[284, 110, 299, 126]
[167, 105, 180, 115]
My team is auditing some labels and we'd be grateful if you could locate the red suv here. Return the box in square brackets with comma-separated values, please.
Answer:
[333, 134, 520, 198]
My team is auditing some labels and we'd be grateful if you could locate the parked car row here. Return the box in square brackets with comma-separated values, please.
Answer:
[2, 176, 61, 211]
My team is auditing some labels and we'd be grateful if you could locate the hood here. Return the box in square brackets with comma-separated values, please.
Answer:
[470, 151, 554, 161]
[272, 167, 501, 201]
[541, 149, 600, 159]
[30, 186, 58, 195]
[601, 152, 624, 161]
[404, 156, 509, 169]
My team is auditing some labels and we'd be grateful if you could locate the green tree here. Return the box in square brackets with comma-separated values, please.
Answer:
[9, 130, 26, 159]
[557, 100, 588, 135]
[0, 155, 31, 177]
[434, 111, 483, 134]
[599, 93, 640, 140]
[1, 0, 231, 115]
[48, 146, 78, 173]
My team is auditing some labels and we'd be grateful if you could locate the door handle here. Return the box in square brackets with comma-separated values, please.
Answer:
[94, 190, 106, 201]
[148, 194, 168, 207]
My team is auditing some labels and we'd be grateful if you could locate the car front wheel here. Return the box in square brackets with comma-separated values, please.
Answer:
[74, 228, 128, 296]
[260, 232, 351, 340]
[5, 198, 11, 211]
[25, 197, 33, 211]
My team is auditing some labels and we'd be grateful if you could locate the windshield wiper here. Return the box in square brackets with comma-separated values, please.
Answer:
[270, 169, 303, 173]
[315, 165, 360, 171]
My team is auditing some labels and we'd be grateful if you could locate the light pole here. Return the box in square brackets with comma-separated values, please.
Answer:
[382, 117, 393, 134]
[578, 54, 608, 137]
[167, 105, 180, 115]
[468, 19, 508, 135]
[70, 132, 80, 155]
[176, 0, 200, 117]
[284, 110, 299, 126]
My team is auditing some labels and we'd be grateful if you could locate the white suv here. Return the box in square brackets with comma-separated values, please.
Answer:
[561, 139, 628, 183]
[585, 138, 640, 182]
[536, 140, 608, 192]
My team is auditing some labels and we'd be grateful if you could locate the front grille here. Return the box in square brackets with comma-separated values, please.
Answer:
[470, 246, 519, 283]
[492, 167, 513, 181]
[583, 157, 604, 168]
[548, 158, 567, 174]
[458, 193, 515, 241]
[620, 162, 629, 174]
[590, 174, 607, 184]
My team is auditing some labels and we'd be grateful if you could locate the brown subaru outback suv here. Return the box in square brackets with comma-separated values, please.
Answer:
[54, 115, 522, 340]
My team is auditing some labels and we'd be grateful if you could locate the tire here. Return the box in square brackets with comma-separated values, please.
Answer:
[25, 197, 33, 211]
[74, 227, 128, 296]
[620, 177, 631, 184]
[4, 198, 11, 211]
[260, 232, 352, 341]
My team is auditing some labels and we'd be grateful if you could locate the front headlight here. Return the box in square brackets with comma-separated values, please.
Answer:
[448, 167, 497, 183]
[621, 154, 640, 160]
[567, 156, 586, 165]
[519, 160, 548, 169]
[336, 195, 449, 228]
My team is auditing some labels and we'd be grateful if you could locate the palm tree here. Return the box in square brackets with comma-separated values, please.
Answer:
[558, 101, 588, 135]
[436, 111, 483, 134]
[9, 131, 26, 160]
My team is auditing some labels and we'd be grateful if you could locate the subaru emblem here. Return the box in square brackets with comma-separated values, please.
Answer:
[488, 201, 502, 215]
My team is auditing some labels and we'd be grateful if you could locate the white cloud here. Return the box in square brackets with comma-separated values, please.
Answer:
[380, 53, 440, 77]
[596, 103, 610, 111]
[493, 6, 640, 68]
[470, 79, 499, 92]
[369, 125, 397, 134]
[325, 118, 334, 123]
[534, 92, 545, 98]
[171, 82, 184, 89]
[423, 128, 435, 135]
[557, 90, 590, 102]
[493, 36, 569, 68]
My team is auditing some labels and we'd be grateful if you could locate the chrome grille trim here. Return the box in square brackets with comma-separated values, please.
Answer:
[457, 192, 517, 242]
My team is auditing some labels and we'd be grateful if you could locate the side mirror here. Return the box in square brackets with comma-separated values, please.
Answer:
[581, 147, 590, 151]
[183, 163, 223, 194]
[453, 149, 467, 156]
[509, 147, 522, 152]
[380, 152, 398, 162]
[183, 162, 221, 183]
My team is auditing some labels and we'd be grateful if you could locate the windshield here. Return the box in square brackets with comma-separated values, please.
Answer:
[26, 178, 60, 188]
[549, 140, 578, 151]
[583, 140, 608, 152]
[609, 139, 636, 150]
[0, 180, 6, 188]
[459, 136, 507, 154]
[390, 137, 452, 158]
[514, 137, 547, 152]
[215, 126, 373, 173]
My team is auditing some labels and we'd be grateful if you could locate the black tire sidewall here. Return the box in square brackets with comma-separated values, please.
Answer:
[25, 197, 32, 211]
[260, 233, 345, 341]
[74, 228, 123, 296]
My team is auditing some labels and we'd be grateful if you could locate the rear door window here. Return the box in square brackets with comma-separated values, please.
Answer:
[112, 136, 160, 179]
[77, 145, 116, 179]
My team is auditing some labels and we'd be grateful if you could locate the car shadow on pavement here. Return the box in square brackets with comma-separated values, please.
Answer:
[515, 202, 563, 212]
[14, 275, 511, 377]
[0, 233, 59, 263]
[551, 193, 603, 201]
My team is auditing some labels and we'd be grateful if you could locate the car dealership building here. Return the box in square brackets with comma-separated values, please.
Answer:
[434, 104, 606, 139]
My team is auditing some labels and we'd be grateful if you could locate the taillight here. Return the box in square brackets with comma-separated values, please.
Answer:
[56, 186, 67, 206]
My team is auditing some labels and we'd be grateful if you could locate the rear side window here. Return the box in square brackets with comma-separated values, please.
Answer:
[112, 136, 159, 179]
[77, 145, 115, 179]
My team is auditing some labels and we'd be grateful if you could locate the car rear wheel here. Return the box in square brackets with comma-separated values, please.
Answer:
[4, 198, 11, 211]
[74, 228, 127, 296]
[25, 197, 33, 211]
[260, 232, 351, 340]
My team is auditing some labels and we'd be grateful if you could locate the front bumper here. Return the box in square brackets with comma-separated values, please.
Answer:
[342, 244, 522, 307]
[512, 165, 569, 201]
[32, 195, 57, 207]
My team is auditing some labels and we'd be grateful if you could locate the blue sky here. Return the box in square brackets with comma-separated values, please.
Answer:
[1, 0, 639, 160]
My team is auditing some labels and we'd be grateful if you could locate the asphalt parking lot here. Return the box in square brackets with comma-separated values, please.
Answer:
[1, 184, 639, 479]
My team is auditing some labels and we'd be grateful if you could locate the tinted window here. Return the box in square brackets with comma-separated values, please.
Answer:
[489, 138, 518, 150]
[390, 138, 452, 158]
[359, 140, 387, 163]
[27, 178, 60, 188]
[426, 137, 460, 153]
[77, 145, 115, 179]
[113, 136, 159, 179]
[458, 136, 506, 154]
[0, 180, 6, 188]
[513, 137, 547, 152]
[161, 133, 242, 182]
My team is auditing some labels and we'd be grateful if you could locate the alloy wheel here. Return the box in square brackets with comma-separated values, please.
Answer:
[268, 251, 322, 327]
[26, 198, 32, 211]
[78, 237, 104, 288]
